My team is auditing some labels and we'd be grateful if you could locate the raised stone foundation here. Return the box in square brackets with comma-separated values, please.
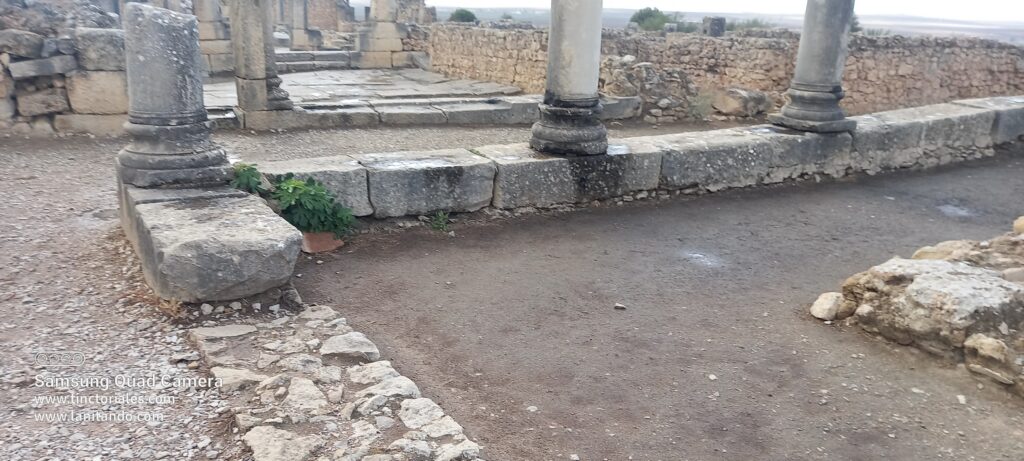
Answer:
[249, 95, 1023, 219]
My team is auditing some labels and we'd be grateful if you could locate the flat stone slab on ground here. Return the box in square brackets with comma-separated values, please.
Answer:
[259, 155, 373, 217]
[354, 149, 496, 218]
[120, 185, 302, 302]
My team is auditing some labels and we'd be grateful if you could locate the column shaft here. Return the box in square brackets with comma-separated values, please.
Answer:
[230, 0, 293, 111]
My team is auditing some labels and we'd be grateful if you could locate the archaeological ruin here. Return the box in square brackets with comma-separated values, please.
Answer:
[3, 0, 1024, 460]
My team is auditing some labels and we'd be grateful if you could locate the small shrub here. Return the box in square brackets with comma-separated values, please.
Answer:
[271, 175, 355, 237]
[231, 162, 265, 195]
[726, 18, 775, 31]
[864, 28, 891, 36]
[630, 7, 672, 32]
[448, 8, 477, 23]
[850, 14, 863, 33]
[430, 210, 450, 232]
[500, 13, 513, 20]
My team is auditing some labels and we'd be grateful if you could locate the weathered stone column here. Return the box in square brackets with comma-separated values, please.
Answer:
[769, 0, 857, 132]
[230, 0, 293, 111]
[117, 3, 230, 187]
[530, 0, 607, 156]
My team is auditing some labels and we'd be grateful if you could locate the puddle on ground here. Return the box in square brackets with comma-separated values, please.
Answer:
[937, 204, 974, 218]
[678, 250, 725, 268]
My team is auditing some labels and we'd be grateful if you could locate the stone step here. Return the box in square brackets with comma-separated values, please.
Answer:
[278, 61, 352, 74]
[275, 51, 352, 63]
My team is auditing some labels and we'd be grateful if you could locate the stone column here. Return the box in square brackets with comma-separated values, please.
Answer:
[230, 0, 293, 112]
[530, 0, 607, 156]
[117, 3, 230, 187]
[769, 0, 856, 132]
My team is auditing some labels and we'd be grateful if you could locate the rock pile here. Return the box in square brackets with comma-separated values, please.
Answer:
[188, 304, 482, 461]
[812, 217, 1024, 397]
[600, 55, 698, 123]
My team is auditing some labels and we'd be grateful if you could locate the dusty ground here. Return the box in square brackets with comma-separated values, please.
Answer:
[297, 149, 1024, 460]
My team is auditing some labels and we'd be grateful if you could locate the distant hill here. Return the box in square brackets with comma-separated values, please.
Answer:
[349, 3, 1024, 45]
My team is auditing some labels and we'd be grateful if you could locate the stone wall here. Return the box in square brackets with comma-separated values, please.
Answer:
[424, 24, 1024, 116]
[1, 1, 129, 136]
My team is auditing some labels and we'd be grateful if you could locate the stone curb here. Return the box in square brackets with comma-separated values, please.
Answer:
[255, 96, 1022, 219]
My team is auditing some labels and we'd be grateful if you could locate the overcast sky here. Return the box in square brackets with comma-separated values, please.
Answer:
[425, 1, 1023, 23]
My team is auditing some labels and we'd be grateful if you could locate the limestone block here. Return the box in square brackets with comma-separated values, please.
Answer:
[712, 87, 774, 116]
[954, 96, 1024, 145]
[351, 51, 393, 69]
[259, 156, 374, 217]
[503, 95, 542, 124]
[206, 53, 234, 74]
[0, 29, 44, 58]
[874, 103, 995, 149]
[16, 87, 70, 116]
[239, 107, 380, 131]
[66, 71, 128, 114]
[376, 105, 447, 125]
[653, 128, 777, 191]
[435, 101, 515, 125]
[353, 149, 496, 218]
[75, 28, 126, 71]
[849, 112, 926, 170]
[0, 72, 12, 99]
[361, 38, 404, 53]
[0, 97, 13, 120]
[120, 185, 302, 302]
[199, 39, 232, 55]
[53, 113, 127, 136]
[600, 96, 643, 120]
[198, 22, 231, 40]
[477, 142, 663, 209]
[391, 51, 419, 68]
[8, 55, 78, 79]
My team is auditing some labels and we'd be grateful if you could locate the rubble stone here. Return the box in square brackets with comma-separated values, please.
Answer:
[16, 87, 69, 116]
[75, 27, 126, 71]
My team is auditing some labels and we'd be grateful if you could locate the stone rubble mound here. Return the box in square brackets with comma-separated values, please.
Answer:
[811, 216, 1024, 397]
[188, 305, 482, 461]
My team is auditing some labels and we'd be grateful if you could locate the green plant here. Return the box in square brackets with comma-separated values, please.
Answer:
[271, 175, 355, 237]
[231, 162, 265, 195]
[864, 28, 891, 36]
[726, 18, 775, 31]
[687, 90, 715, 120]
[448, 8, 477, 23]
[430, 210, 450, 232]
[500, 13, 514, 20]
[850, 14, 863, 33]
[630, 7, 672, 31]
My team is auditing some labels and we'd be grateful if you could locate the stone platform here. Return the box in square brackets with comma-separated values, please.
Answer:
[203, 69, 642, 131]
[246, 96, 1024, 220]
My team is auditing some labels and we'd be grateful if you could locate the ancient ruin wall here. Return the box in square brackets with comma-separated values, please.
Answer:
[425, 25, 1024, 115]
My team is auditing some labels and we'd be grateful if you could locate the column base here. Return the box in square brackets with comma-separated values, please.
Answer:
[768, 113, 857, 133]
[117, 122, 232, 188]
[530, 104, 608, 156]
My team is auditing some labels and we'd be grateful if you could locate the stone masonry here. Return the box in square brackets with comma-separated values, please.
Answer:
[423, 24, 1024, 116]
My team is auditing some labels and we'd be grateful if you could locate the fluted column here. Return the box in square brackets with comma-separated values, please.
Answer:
[770, 0, 857, 132]
[530, 0, 607, 156]
[117, 3, 230, 187]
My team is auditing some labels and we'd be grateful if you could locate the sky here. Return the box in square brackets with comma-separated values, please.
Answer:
[424, 0, 1024, 24]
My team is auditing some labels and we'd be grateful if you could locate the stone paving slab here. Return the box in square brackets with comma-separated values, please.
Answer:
[353, 149, 496, 218]
[259, 155, 374, 217]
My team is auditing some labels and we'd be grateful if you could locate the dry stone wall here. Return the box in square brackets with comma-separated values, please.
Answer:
[425, 24, 1024, 116]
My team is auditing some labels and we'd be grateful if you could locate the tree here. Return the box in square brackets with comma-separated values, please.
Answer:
[500, 13, 514, 20]
[851, 14, 863, 33]
[448, 8, 477, 23]
[629, 7, 671, 32]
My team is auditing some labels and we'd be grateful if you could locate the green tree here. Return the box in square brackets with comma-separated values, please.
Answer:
[500, 13, 514, 20]
[630, 7, 671, 31]
[851, 14, 863, 33]
[448, 8, 477, 23]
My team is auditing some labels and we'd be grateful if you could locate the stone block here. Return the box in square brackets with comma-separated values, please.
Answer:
[874, 103, 995, 149]
[0, 96, 14, 120]
[0, 72, 12, 99]
[198, 22, 231, 40]
[75, 28, 125, 71]
[477, 142, 663, 209]
[504, 95, 542, 124]
[66, 71, 128, 114]
[259, 156, 374, 217]
[849, 113, 927, 172]
[351, 51, 393, 69]
[391, 51, 416, 68]
[120, 185, 302, 302]
[8, 55, 78, 79]
[53, 113, 127, 136]
[16, 87, 70, 116]
[206, 53, 235, 74]
[353, 149, 496, 218]
[600, 96, 643, 120]
[436, 101, 515, 125]
[0, 29, 44, 58]
[954, 96, 1024, 145]
[376, 105, 447, 125]
[239, 107, 380, 131]
[199, 39, 232, 55]
[361, 38, 404, 52]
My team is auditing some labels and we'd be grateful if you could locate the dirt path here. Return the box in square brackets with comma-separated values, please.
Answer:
[297, 150, 1024, 460]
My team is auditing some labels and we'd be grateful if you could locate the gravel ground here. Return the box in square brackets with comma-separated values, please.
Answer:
[0, 137, 240, 460]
